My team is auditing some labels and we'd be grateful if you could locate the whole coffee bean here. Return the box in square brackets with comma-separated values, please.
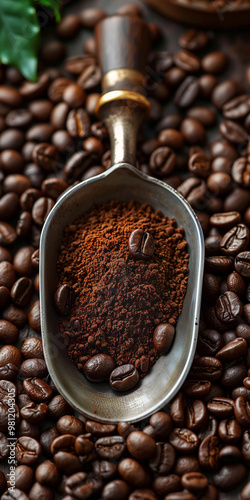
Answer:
[220, 120, 248, 145]
[189, 357, 222, 382]
[0, 222, 17, 246]
[210, 140, 238, 161]
[28, 483, 54, 500]
[66, 108, 90, 137]
[221, 364, 247, 390]
[181, 118, 206, 144]
[20, 401, 48, 423]
[129, 489, 157, 500]
[153, 474, 181, 497]
[95, 436, 125, 459]
[212, 80, 242, 109]
[149, 411, 173, 439]
[183, 380, 211, 399]
[181, 472, 208, 495]
[0, 363, 18, 380]
[0, 261, 16, 289]
[101, 479, 131, 500]
[171, 392, 186, 427]
[0, 319, 19, 344]
[169, 428, 199, 454]
[227, 271, 245, 296]
[177, 177, 206, 208]
[213, 463, 247, 491]
[207, 172, 231, 195]
[236, 324, 250, 342]
[57, 415, 85, 436]
[47, 394, 72, 421]
[158, 129, 184, 150]
[188, 153, 210, 178]
[205, 256, 233, 275]
[92, 459, 117, 480]
[83, 353, 115, 382]
[216, 337, 247, 362]
[199, 74, 217, 99]
[207, 397, 234, 418]
[13, 245, 35, 277]
[32, 197, 55, 226]
[223, 95, 250, 120]
[23, 377, 52, 402]
[232, 156, 250, 186]
[110, 364, 139, 392]
[20, 358, 47, 379]
[64, 150, 94, 181]
[149, 147, 176, 177]
[174, 76, 200, 108]
[0, 285, 10, 308]
[149, 442, 175, 474]
[7, 465, 34, 492]
[174, 51, 200, 73]
[218, 418, 242, 444]
[127, 431, 156, 460]
[54, 284, 75, 316]
[10, 277, 33, 308]
[210, 211, 241, 231]
[198, 436, 220, 471]
[186, 400, 208, 431]
[220, 224, 249, 256]
[118, 458, 149, 488]
[153, 323, 175, 354]
[74, 434, 94, 459]
[128, 229, 155, 260]
[21, 337, 43, 359]
[235, 251, 250, 277]
[0, 345, 21, 367]
[215, 291, 243, 323]
[32, 143, 59, 173]
[197, 329, 224, 356]
[85, 420, 116, 437]
[56, 14, 81, 38]
[202, 51, 227, 74]
[224, 188, 250, 214]
[15, 436, 42, 465]
[234, 396, 250, 426]
[179, 30, 208, 51]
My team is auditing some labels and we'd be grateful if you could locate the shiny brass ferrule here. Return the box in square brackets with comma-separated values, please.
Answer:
[102, 68, 145, 93]
[95, 90, 151, 118]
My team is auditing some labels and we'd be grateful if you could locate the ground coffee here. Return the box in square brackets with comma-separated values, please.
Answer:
[56, 200, 189, 381]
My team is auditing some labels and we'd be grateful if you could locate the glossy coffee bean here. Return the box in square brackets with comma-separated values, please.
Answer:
[128, 229, 155, 260]
[149, 412, 173, 440]
[95, 435, 125, 459]
[110, 364, 139, 392]
[215, 291, 243, 323]
[101, 479, 131, 500]
[83, 354, 116, 382]
[149, 147, 176, 177]
[54, 284, 75, 315]
[153, 323, 175, 354]
[15, 436, 42, 465]
[127, 431, 156, 460]
[189, 357, 222, 382]
[118, 458, 149, 488]
[57, 415, 85, 436]
[169, 428, 199, 454]
[85, 420, 116, 437]
[23, 378, 52, 402]
[216, 337, 247, 362]
[212, 463, 247, 491]
[20, 358, 47, 379]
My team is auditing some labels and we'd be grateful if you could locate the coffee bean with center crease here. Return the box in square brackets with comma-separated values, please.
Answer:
[215, 291, 243, 324]
[110, 364, 139, 392]
[149, 442, 175, 475]
[64, 150, 95, 181]
[23, 378, 52, 402]
[207, 397, 234, 418]
[186, 400, 208, 431]
[213, 463, 247, 491]
[188, 153, 210, 178]
[54, 284, 75, 315]
[20, 401, 48, 423]
[218, 418, 242, 444]
[10, 277, 33, 308]
[183, 380, 211, 399]
[223, 94, 250, 120]
[66, 108, 90, 137]
[181, 472, 208, 495]
[216, 337, 247, 362]
[197, 329, 224, 357]
[64, 472, 94, 498]
[205, 256, 234, 274]
[0, 222, 17, 246]
[129, 229, 155, 260]
[169, 428, 199, 454]
[177, 177, 206, 209]
[234, 396, 250, 426]
[32, 197, 55, 227]
[32, 143, 60, 172]
[85, 420, 116, 437]
[189, 357, 222, 382]
[174, 76, 200, 108]
[149, 147, 176, 176]
[83, 354, 115, 383]
[235, 251, 250, 277]
[15, 436, 42, 465]
[149, 412, 173, 440]
[95, 436, 125, 459]
[92, 460, 117, 480]
[198, 435, 221, 471]
[220, 224, 249, 255]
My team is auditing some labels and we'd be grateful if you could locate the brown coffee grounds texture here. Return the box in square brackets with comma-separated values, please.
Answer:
[57, 200, 189, 377]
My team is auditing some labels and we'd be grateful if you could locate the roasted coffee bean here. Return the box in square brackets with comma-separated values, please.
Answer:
[74, 434, 94, 459]
[28, 300, 41, 333]
[28, 482, 54, 500]
[181, 118, 206, 144]
[0, 345, 21, 367]
[0, 363, 18, 380]
[149, 411, 173, 439]
[171, 392, 187, 427]
[8, 465, 34, 492]
[85, 420, 116, 437]
[10, 277, 33, 308]
[207, 397, 234, 418]
[183, 380, 211, 399]
[57, 415, 85, 436]
[64, 150, 94, 181]
[54, 284, 75, 315]
[223, 94, 250, 120]
[0, 261, 16, 289]
[83, 353, 116, 382]
[48, 395, 72, 420]
[64, 471, 94, 498]
[227, 271, 245, 297]
[218, 418, 242, 444]
[153, 474, 181, 497]
[21, 337, 43, 359]
[32, 143, 59, 172]
[95, 436, 125, 459]
[212, 80, 242, 109]
[215, 291, 243, 323]
[158, 129, 184, 150]
[174, 51, 200, 73]
[101, 479, 131, 500]
[236, 323, 250, 342]
[186, 400, 208, 431]
[15, 436, 42, 465]
[219, 445, 242, 464]
[127, 431, 156, 460]
[235, 251, 250, 277]
[0, 221, 17, 246]
[149, 442, 175, 474]
[202, 51, 227, 74]
[63, 83, 86, 108]
[207, 172, 231, 196]
[92, 459, 116, 480]
[224, 188, 250, 214]
[149, 147, 176, 176]
[153, 323, 175, 353]
[110, 364, 139, 391]
[181, 472, 208, 495]
[189, 357, 222, 382]
[213, 463, 247, 491]
[220, 120, 248, 145]
[210, 211, 241, 231]
[198, 436, 220, 471]
[216, 337, 247, 362]
[199, 74, 217, 99]
[179, 30, 208, 51]
[129, 229, 155, 260]
[54, 450, 82, 474]
[35, 460, 60, 487]
[31, 197, 55, 226]
[188, 153, 210, 178]
[205, 256, 233, 274]
[197, 329, 223, 356]
[221, 364, 247, 390]
[0, 192, 19, 220]
[40, 427, 59, 457]
[118, 458, 149, 488]
[174, 76, 200, 108]
[20, 401, 48, 423]
[169, 428, 199, 454]
[177, 177, 206, 208]
[0, 286, 9, 308]
[220, 224, 249, 256]
[20, 358, 47, 379]
[66, 108, 90, 137]
[234, 396, 250, 426]
[0, 319, 19, 344]
[23, 378, 52, 402]
[56, 14, 81, 38]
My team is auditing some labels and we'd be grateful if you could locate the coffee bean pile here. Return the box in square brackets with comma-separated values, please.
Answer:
[0, 2, 250, 499]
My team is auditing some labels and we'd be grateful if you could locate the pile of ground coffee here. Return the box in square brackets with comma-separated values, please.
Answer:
[57, 200, 189, 379]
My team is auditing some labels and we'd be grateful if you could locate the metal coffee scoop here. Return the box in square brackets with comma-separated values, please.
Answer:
[40, 15, 204, 423]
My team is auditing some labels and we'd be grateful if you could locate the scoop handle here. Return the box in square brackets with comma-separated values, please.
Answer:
[95, 15, 151, 166]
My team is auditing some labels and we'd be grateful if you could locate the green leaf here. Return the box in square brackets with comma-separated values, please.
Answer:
[37, 0, 61, 22]
[0, 0, 40, 81]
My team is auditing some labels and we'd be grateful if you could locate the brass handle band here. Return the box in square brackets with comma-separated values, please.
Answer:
[102, 68, 145, 92]
[96, 90, 151, 117]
